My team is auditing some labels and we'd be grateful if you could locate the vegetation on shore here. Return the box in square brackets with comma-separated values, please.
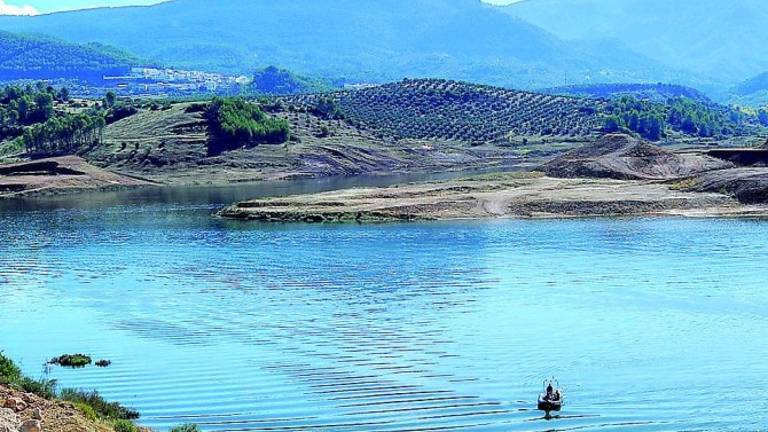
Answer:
[1, 352, 138, 425]
[1, 351, 200, 431]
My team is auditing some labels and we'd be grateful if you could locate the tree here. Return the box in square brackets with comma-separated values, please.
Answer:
[104, 91, 117, 109]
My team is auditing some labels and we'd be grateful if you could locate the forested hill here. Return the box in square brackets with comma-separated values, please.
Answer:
[0, 0, 677, 88]
[0, 31, 141, 81]
[503, 0, 768, 84]
[541, 83, 712, 105]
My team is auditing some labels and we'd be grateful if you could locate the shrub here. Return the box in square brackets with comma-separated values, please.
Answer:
[60, 388, 139, 420]
[0, 352, 22, 384]
[170, 425, 200, 432]
[74, 402, 98, 422]
[17, 376, 57, 399]
[112, 419, 140, 432]
[106, 105, 138, 125]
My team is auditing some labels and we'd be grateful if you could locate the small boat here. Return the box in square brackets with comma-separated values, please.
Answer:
[537, 395, 562, 412]
[537, 378, 564, 415]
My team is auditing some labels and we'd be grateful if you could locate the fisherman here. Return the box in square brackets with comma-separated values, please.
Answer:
[545, 383, 554, 401]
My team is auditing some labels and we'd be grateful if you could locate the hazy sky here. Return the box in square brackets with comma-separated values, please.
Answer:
[2, 0, 520, 15]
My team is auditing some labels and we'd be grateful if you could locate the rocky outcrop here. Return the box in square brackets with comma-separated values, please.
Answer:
[0, 408, 19, 432]
[0, 385, 116, 432]
[541, 134, 732, 180]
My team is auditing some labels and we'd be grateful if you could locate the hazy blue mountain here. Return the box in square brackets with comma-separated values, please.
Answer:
[504, 0, 768, 84]
[541, 83, 712, 105]
[0, 31, 140, 81]
[0, 0, 682, 88]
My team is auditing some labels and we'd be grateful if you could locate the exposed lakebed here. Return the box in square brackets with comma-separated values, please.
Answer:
[0, 177, 767, 431]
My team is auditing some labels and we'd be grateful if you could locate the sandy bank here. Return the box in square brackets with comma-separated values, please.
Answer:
[217, 173, 767, 222]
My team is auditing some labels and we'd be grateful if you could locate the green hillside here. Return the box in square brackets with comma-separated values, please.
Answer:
[279, 79, 607, 143]
[0, 31, 141, 81]
[277, 79, 760, 143]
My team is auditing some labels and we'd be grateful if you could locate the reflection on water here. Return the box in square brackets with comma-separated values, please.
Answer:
[0, 181, 767, 432]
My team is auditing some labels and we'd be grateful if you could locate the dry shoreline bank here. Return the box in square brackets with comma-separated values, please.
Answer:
[218, 135, 768, 222]
[217, 173, 768, 222]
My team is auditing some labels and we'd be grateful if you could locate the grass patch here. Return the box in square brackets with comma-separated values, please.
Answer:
[74, 402, 98, 422]
[112, 419, 140, 432]
[669, 178, 699, 190]
[60, 388, 139, 420]
[170, 425, 200, 432]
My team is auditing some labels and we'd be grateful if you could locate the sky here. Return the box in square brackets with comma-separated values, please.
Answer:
[1, 0, 520, 16]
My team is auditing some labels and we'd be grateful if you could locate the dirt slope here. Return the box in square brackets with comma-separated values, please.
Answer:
[541, 134, 732, 180]
[0, 156, 153, 198]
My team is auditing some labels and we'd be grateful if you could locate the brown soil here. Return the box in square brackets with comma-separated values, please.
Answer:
[541, 134, 732, 180]
[0, 156, 154, 199]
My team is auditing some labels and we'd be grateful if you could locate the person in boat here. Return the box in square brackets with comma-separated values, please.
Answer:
[545, 383, 554, 401]
[553, 390, 561, 402]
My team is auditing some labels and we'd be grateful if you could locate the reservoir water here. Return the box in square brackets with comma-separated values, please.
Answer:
[1, 178, 767, 432]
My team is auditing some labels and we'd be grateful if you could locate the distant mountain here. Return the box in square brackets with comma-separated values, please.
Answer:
[0, 0, 681, 88]
[0, 31, 141, 81]
[541, 83, 712, 105]
[735, 72, 768, 97]
[504, 0, 768, 84]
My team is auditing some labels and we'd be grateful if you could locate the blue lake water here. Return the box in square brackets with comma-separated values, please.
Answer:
[1, 178, 767, 432]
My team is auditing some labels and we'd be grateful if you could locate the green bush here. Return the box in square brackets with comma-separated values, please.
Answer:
[112, 419, 140, 432]
[170, 424, 200, 432]
[0, 352, 57, 399]
[74, 402, 98, 422]
[60, 388, 139, 420]
[17, 376, 57, 399]
[0, 352, 22, 383]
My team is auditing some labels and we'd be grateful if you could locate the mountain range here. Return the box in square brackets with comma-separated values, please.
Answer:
[504, 0, 768, 85]
[0, 0, 683, 89]
[0, 0, 764, 96]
